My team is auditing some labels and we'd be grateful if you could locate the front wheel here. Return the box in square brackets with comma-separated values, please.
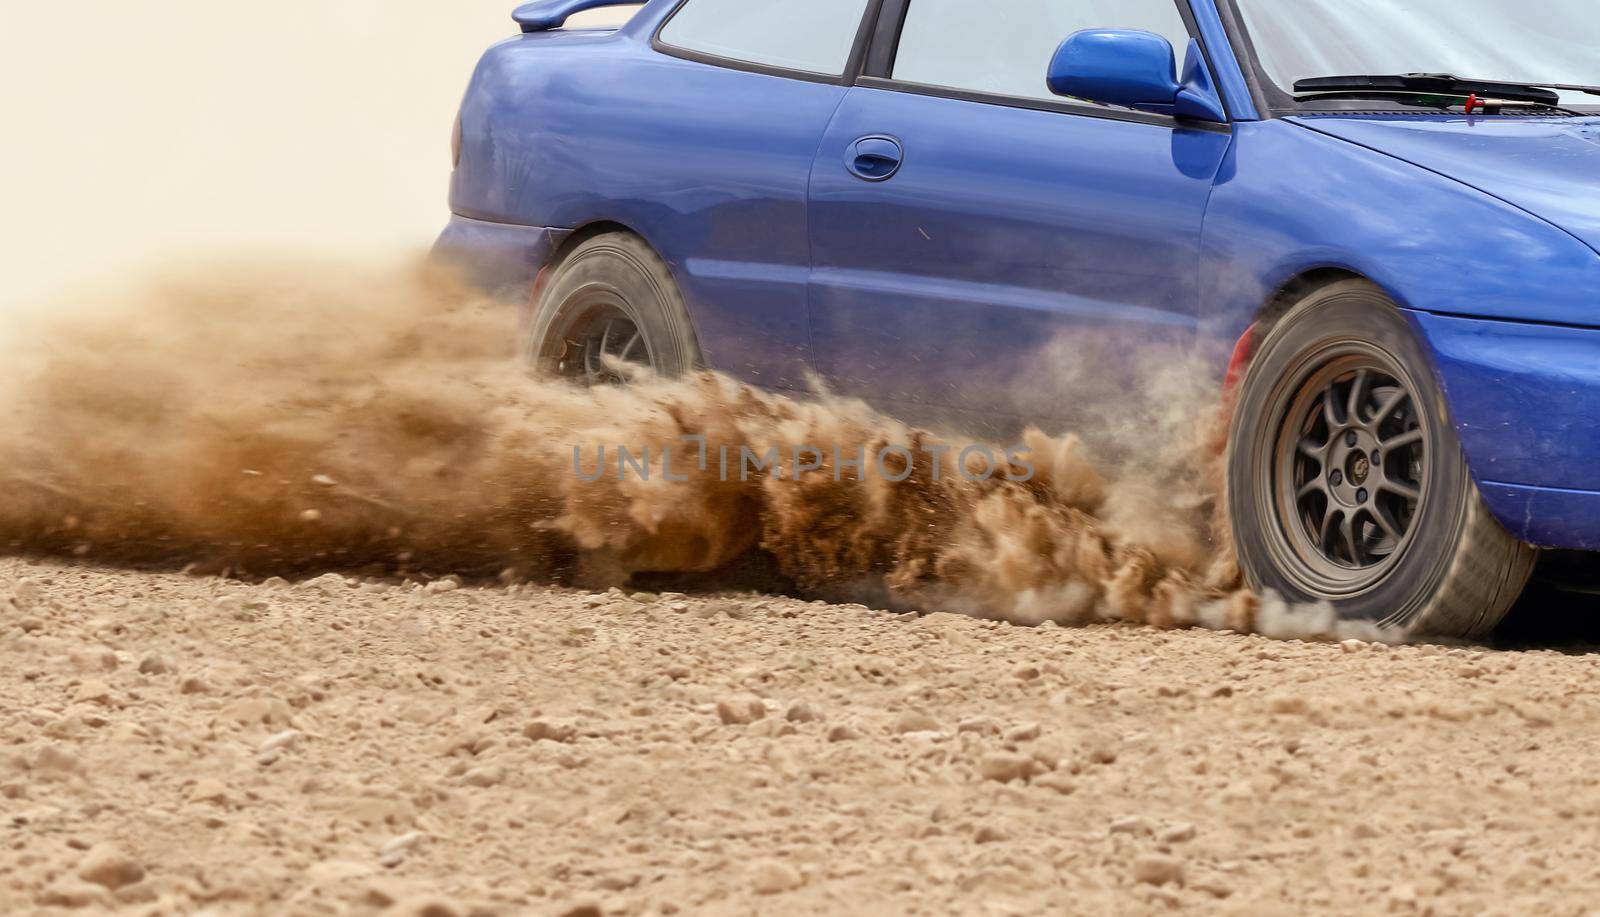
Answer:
[1226, 280, 1536, 639]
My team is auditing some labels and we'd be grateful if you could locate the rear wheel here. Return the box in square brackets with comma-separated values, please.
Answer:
[528, 232, 699, 383]
[1227, 280, 1536, 639]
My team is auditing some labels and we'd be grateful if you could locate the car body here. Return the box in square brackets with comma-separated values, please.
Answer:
[436, 0, 1600, 593]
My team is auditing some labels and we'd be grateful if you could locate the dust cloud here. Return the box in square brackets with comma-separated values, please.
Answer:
[0, 257, 1382, 641]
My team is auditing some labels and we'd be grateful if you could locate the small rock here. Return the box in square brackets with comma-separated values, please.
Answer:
[462, 765, 504, 788]
[392, 896, 465, 917]
[1033, 772, 1076, 795]
[974, 825, 1009, 844]
[979, 753, 1036, 784]
[36, 880, 109, 909]
[1133, 854, 1185, 886]
[826, 724, 860, 743]
[523, 720, 578, 743]
[424, 579, 460, 596]
[1268, 694, 1311, 715]
[1340, 639, 1367, 653]
[258, 730, 301, 754]
[73, 680, 113, 706]
[785, 702, 821, 724]
[957, 717, 1000, 736]
[179, 676, 212, 695]
[717, 697, 767, 726]
[78, 844, 145, 890]
[1013, 664, 1042, 681]
[750, 860, 803, 895]
[1110, 815, 1155, 836]
[1159, 822, 1197, 844]
[891, 711, 941, 734]
[301, 572, 349, 594]
[629, 591, 660, 603]
[32, 745, 82, 774]
[1004, 723, 1042, 743]
[13, 579, 42, 609]
[189, 778, 230, 805]
[137, 654, 168, 676]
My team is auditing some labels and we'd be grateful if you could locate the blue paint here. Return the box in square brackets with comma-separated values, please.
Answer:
[1047, 31, 1225, 122]
[438, 0, 1600, 550]
[513, 0, 639, 32]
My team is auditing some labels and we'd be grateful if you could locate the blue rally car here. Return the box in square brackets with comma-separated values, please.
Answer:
[437, 0, 1600, 638]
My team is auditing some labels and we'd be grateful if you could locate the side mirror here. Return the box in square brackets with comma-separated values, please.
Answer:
[1047, 30, 1227, 123]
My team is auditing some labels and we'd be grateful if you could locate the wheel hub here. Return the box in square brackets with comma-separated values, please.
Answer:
[1271, 355, 1431, 589]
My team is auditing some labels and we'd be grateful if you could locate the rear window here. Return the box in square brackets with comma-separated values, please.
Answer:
[659, 0, 872, 77]
[893, 0, 1192, 103]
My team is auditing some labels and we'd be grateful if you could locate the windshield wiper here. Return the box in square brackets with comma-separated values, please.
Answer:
[1294, 74, 1600, 107]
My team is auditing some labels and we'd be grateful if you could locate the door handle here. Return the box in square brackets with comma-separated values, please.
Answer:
[845, 135, 903, 182]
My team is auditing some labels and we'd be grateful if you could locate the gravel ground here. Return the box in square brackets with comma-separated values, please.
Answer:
[4, 557, 1600, 916]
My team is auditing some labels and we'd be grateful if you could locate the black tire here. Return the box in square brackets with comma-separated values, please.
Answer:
[1227, 280, 1536, 639]
[527, 232, 700, 382]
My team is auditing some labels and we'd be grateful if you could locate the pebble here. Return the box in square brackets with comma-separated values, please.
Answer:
[785, 702, 821, 724]
[424, 579, 460, 596]
[179, 675, 212, 695]
[77, 843, 145, 890]
[189, 778, 230, 805]
[891, 711, 942, 734]
[751, 860, 804, 895]
[1268, 694, 1311, 715]
[137, 654, 168, 676]
[33, 745, 82, 775]
[1110, 815, 1155, 836]
[1133, 853, 1185, 886]
[73, 680, 112, 706]
[523, 720, 578, 743]
[957, 717, 1001, 736]
[826, 724, 860, 742]
[462, 765, 505, 788]
[978, 753, 1036, 784]
[1004, 722, 1042, 743]
[717, 696, 767, 726]
[1159, 822, 1197, 844]
[974, 825, 1009, 844]
[258, 730, 301, 754]
[301, 572, 351, 594]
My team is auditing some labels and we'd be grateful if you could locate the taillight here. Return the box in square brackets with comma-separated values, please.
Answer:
[452, 112, 463, 169]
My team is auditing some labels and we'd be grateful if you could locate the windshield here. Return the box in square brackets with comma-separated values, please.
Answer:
[1231, 0, 1599, 109]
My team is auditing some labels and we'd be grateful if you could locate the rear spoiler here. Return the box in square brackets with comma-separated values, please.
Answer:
[513, 0, 637, 32]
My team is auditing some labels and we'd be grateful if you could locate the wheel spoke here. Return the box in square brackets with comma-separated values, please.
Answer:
[1322, 386, 1344, 428]
[1372, 390, 1409, 426]
[1380, 479, 1422, 502]
[599, 319, 615, 355]
[1297, 478, 1326, 501]
[1297, 437, 1326, 463]
[1341, 512, 1366, 565]
[1370, 502, 1404, 541]
[1318, 506, 1342, 553]
[1383, 428, 1424, 452]
[620, 331, 644, 363]
[1347, 369, 1371, 424]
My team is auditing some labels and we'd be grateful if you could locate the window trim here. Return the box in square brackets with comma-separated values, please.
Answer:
[860, 0, 1235, 131]
[650, 0, 886, 87]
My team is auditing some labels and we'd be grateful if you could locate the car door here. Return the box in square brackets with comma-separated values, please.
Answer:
[806, 0, 1232, 422]
[625, 0, 877, 390]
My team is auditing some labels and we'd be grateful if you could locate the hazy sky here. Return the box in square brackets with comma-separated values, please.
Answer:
[0, 2, 634, 305]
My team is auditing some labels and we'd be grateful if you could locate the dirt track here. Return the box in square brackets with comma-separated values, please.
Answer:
[5, 557, 1599, 916]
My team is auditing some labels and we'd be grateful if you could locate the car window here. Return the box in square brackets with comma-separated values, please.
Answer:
[659, 0, 872, 77]
[892, 0, 1192, 103]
